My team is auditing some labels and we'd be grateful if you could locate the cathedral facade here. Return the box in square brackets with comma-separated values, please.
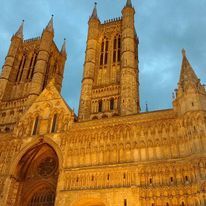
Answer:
[0, 1, 206, 205]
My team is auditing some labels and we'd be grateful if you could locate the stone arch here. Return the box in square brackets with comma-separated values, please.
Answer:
[4, 137, 63, 206]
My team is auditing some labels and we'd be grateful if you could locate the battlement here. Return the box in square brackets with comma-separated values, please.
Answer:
[24, 36, 41, 43]
[103, 17, 122, 24]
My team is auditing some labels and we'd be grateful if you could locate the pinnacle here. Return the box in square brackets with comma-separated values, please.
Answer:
[179, 49, 199, 86]
[45, 15, 54, 32]
[91, 2, 98, 19]
[15, 20, 24, 39]
[61, 38, 67, 56]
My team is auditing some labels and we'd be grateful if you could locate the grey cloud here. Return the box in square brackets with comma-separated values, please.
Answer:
[0, 0, 206, 113]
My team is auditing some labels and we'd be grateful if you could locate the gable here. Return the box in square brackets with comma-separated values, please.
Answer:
[14, 80, 75, 138]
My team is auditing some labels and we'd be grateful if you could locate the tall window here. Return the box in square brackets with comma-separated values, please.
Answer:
[98, 100, 102, 113]
[32, 116, 39, 136]
[100, 37, 109, 67]
[27, 52, 38, 80]
[51, 113, 57, 133]
[42, 56, 52, 90]
[113, 35, 121, 63]
[16, 54, 27, 82]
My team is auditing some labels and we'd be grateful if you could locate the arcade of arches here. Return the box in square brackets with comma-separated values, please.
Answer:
[8, 143, 59, 206]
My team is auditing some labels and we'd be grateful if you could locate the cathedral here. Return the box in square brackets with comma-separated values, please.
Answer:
[0, 0, 206, 205]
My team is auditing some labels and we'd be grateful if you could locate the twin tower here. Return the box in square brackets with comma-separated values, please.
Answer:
[0, 0, 139, 127]
[78, 0, 140, 121]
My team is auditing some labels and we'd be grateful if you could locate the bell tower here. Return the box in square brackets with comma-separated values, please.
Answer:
[78, 0, 140, 121]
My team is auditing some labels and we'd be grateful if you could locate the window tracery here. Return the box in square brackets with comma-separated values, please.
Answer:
[37, 157, 57, 177]
[100, 37, 109, 67]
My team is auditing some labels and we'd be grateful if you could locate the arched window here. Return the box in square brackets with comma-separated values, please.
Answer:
[113, 35, 121, 63]
[51, 113, 58, 133]
[32, 116, 39, 135]
[98, 100, 102, 113]
[110, 98, 114, 111]
[181, 202, 185, 206]
[100, 37, 109, 67]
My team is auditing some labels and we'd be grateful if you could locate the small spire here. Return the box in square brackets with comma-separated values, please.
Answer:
[180, 49, 198, 82]
[145, 102, 149, 112]
[91, 2, 98, 19]
[126, 0, 132, 7]
[45, 15, 54, 32]
[61, 38, 67, 56]
[15, 20, 24, 39]
[178, 49, 200, 92]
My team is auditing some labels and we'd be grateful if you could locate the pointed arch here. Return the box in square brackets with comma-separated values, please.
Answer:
[5, 137, 63, 206]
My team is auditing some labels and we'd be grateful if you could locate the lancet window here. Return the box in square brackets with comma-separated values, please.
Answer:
[16, 54, 27, 82]
[51, 113, 58, 133]
[113, 35, 121, 63]
[27, 52, 38, 80]
[32, 116, 39, 135]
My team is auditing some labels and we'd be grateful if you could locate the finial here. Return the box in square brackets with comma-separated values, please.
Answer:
[15, 20, 24, 39]
[45, 15, 54, 32]
[126, 0, 132, 7]
[182, 48, 186, 57]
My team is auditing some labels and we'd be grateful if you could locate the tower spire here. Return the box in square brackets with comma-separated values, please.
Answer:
[91, 2, 98, 19]
[61, 38, 67, 56]
[15, 20, 24, 39]
[45, 15, 54, 32]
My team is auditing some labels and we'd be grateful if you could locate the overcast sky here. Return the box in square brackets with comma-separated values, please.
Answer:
[0, 0, 206, 113]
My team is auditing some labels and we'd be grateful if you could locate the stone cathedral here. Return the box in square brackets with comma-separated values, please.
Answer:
[0, 0, 206, 205]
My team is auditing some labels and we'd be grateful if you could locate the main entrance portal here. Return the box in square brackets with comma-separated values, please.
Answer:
[12, 143, 59, 206]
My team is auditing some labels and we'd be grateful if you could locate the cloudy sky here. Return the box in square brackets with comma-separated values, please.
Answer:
[0, 0, 206, 113]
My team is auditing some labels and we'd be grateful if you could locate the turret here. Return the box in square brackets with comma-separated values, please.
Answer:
[29, 16, 54, 100]
[120, 0, 140, 115]
[173, 49, 206, 115]
[78, 3, 100, 121]
[0, 21, 24, 100]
